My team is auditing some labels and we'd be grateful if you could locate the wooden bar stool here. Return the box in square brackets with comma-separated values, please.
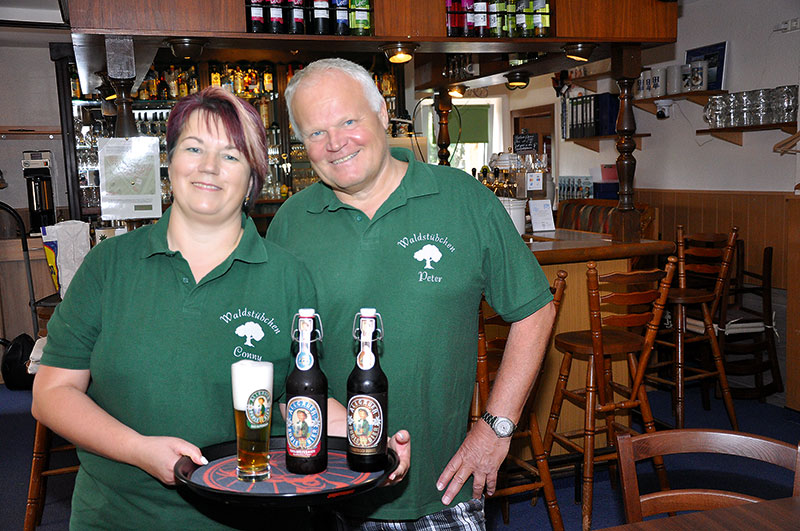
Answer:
[471, 270, 567, 531]
[25, 421, 79, 530]
[648, 225, 739, 430]
[543, 258, 677, 531]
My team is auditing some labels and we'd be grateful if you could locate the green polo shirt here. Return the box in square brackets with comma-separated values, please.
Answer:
[267, 148, 551, 521]
[41, 208, 315, 529]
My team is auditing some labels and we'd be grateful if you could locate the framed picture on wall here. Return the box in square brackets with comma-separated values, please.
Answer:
[685, 42, 727, 91]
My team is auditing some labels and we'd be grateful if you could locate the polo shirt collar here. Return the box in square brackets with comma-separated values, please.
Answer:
[303, 147, 440, 215]
[142, 207, 268, 265]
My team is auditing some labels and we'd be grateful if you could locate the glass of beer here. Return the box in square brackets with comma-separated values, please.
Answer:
[231, 360, 274, 481]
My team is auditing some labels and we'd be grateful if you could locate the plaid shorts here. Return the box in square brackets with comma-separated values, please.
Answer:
[336, 498, 486, 531]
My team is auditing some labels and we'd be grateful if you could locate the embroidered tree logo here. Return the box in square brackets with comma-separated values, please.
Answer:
[236, 321, 265, 347]
[414, 244, 442, 270]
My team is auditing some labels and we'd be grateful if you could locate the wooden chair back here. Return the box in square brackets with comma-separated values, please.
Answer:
[473, 270, 568, 425]
[676, 225, 738, 319]
[587, 256, 677, 400]
[617, 428, 800, 523]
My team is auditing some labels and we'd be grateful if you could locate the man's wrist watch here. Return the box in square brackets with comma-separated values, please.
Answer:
[481, 411, 516, 438]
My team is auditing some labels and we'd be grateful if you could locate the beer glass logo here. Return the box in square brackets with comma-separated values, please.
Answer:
[245, 389, 271, 430]
[286, 397, 322, 456]
[347, 395, 383, 450]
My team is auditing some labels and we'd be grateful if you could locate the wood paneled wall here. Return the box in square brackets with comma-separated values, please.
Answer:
[634, 189, 792, 290]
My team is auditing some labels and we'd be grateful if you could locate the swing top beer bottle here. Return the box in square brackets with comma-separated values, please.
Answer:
[346, 308, 388, 472]
[285, 308, 328, 474]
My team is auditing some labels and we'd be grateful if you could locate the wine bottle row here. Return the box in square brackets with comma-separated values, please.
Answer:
[446, 0, 550, 38]
[246, 1, 373, 36]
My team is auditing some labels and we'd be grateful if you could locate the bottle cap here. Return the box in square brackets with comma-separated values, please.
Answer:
[360, 308, 377, 318]
[298, 308, 315, 318]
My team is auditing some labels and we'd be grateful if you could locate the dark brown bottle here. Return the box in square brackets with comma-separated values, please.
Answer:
[346, 308, 388, 472]
[285, 309, 328, 474]
[266, 0, 285, 33]
[311, 0, 331, 34]
[247, 0, 266, 32]
[285, 0, 306, 34]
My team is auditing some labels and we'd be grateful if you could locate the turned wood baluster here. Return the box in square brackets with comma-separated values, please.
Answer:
[610, 45, 642, 243]
[434, 89, 452, 166]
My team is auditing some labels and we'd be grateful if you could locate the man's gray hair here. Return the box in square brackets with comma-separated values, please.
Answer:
[285, 58, 385, 139]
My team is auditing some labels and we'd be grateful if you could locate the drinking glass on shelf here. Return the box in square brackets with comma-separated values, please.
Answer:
[703, 95, 726, 129]
[770, 85, 798, 124]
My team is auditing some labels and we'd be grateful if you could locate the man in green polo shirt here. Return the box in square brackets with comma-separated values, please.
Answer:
[267, 58, 555, 529]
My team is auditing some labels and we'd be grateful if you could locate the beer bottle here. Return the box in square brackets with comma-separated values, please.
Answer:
[346, 308, 388, 472]
[285, 308, 328, 474]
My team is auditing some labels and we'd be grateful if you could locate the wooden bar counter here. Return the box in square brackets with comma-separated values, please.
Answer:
[486, 229, 674, 458]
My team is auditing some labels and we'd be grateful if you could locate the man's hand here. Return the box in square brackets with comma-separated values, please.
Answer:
[435, 420, 510, 504]
[384, 429, 410, 486]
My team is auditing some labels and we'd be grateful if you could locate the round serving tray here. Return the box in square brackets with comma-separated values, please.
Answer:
[174, 436, 397, 507]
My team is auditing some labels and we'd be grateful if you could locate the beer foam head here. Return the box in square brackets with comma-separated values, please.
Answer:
[231, 360, 274, 410]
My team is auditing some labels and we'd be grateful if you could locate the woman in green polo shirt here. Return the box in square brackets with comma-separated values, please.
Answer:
[30, 86, 356, 528]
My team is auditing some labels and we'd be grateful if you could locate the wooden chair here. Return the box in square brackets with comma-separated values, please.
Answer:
[617, 428, 800, 523]
[648, 226, 739, 430]
[711, 243, 783, 400]
[542, 257, 677, 531]
[470, 270, 567, 531]
[25, 421, 79, 530]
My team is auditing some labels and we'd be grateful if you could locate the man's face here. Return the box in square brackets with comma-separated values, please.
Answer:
[291, 71, 390, 197]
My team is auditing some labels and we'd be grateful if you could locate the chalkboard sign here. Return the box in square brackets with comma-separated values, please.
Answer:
[513, 132, 538, 153]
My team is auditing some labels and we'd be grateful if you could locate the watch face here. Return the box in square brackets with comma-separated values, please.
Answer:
[495, 418, 515, 437]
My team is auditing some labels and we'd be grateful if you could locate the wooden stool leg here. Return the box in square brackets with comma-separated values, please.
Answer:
[529, 414, 565, 531]
[674, 303, 686, 429]
[766, 327, 784, 394]
[581, 357, 597, 531]
[602, 354, 618, 490]
[25, 421, 52, 531]
[544, 351, 573, 454]
[702, 303, 739, 431]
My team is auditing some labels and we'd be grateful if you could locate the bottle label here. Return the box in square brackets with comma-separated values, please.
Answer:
[251, 6, 264, 22]
[270, 7, 283, 22]
[287, 397, 323, 456]
[347, 395, 383, 451]
[245, 389, 271, 430]
[474, 2, 487, 26]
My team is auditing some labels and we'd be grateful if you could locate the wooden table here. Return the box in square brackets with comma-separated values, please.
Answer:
[601, 496, 800, 530]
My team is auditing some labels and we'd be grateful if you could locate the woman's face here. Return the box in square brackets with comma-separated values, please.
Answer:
[168, 111, 251, 224]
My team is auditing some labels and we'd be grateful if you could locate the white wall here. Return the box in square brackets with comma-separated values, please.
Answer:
[0, 45, 67, 210]
[509, 0, 800, 192]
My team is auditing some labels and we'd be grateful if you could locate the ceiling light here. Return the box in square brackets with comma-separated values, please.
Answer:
[448, 84, 467, 98]
[167, 38, 207, 61]
[504, 72, 530, 90]
[380, 42, 419, 64]
[562, 43, 596, 62]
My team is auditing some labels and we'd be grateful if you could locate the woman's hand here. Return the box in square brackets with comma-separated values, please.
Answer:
[384, 430, 410, 486]
[131, 436, 208, 485]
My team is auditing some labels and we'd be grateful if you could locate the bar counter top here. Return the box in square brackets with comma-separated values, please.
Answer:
[524, 229, 675, 265]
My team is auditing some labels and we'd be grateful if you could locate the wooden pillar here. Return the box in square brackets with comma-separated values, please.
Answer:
[434, 88, 452, 166]
[609, 44, 642, 243]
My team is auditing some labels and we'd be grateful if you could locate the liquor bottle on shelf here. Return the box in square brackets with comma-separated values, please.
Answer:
[285, 0, 305, 34]
[167, 65, 179, 99]
[516, 0, 534, 37]
[505, 0, 516, 37]
[473, 1, 489, 37]
[346, 308, 388, 472]
[70, 66, 82, 99]
[247, 0, 266, 32]
[333, 0, 349, 34]
[157, 71, 170, 101]
[233, 63, 245, 95]
[259, 61, 275, 93]
[349, 0, 371, 36]
[209, 62, 222, 87]
[267, 0, 286, 33]
[311, 0, 331, 35]
[285, 308, 328, 475]
[178, 68, 189, 98]
[446, 0, 463, 37]
[187, 66, 199, 95]
[533, 0, 549, 37]
[462, 0, 475, 37]
[221, 64, 235, 93]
